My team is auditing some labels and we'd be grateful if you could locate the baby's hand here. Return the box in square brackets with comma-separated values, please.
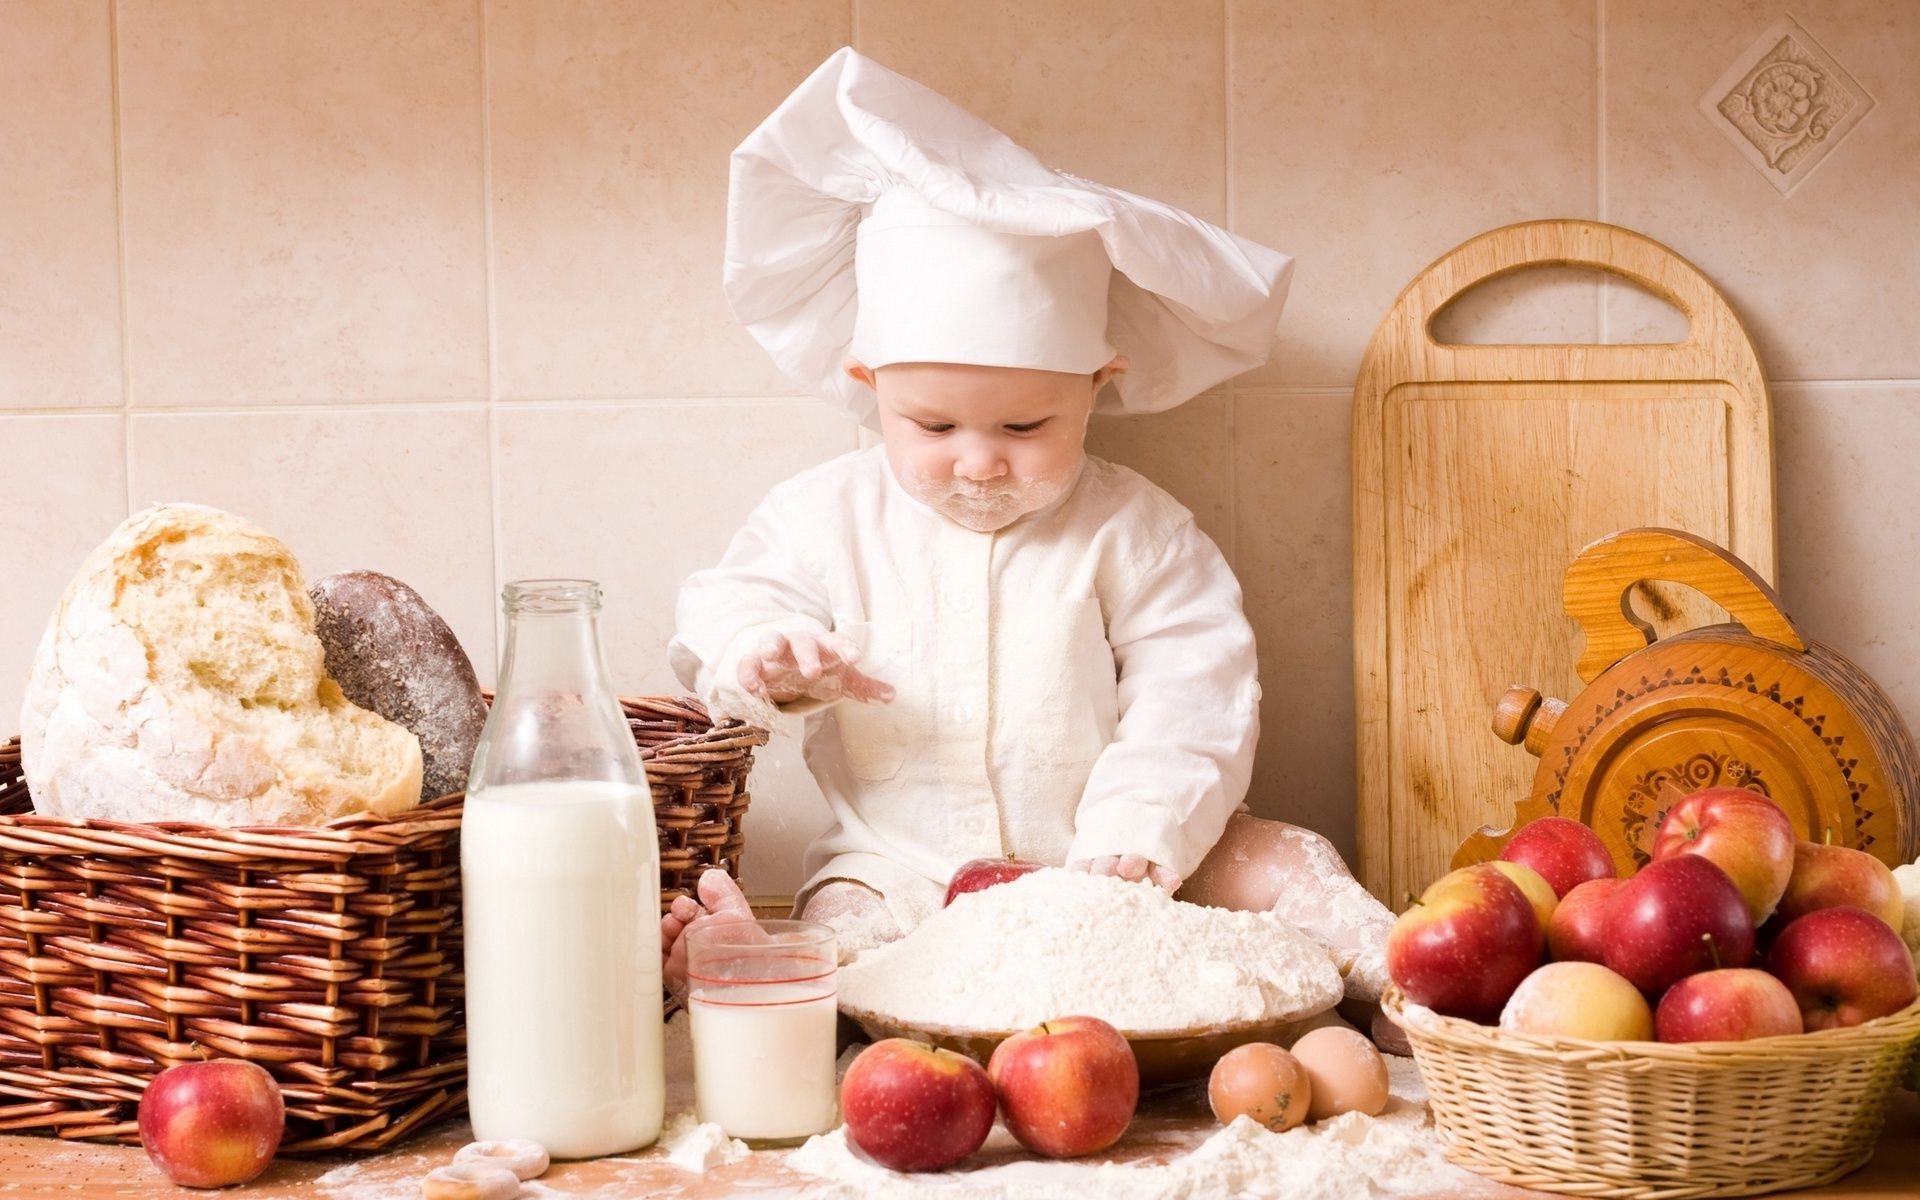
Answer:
[1068, 854, 1181, 892]
[738, 629, 896, 706]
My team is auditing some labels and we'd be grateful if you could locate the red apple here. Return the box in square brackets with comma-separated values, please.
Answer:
[840, 1039, 997, 1172]
[1602, 854, 1754, 996]
[1767, 907, 1918, 1031]
[1655, 968, 1804, 1042]
[944, 857, 1045, 906]
[137, 1060, 285, 1188]
[1499, 816, 1616, 898]
[987, 1015, 1138, 1158]
[1386, 863, 1543, 1022]
[1650, 787, 1795, 924]
[1775, 840, 1906, 933]
[1547, 878, 1623, 964]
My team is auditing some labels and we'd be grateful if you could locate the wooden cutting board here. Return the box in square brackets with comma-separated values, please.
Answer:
[1352, 219, 1775, 903]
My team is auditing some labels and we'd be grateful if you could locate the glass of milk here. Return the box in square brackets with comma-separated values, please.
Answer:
[461, 579, 664, 1159]
[686, 919, 839, 1145]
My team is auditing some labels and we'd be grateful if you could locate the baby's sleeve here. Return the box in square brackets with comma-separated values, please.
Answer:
[667, 489, 836, 725]
[1066, 520, 1260, 882]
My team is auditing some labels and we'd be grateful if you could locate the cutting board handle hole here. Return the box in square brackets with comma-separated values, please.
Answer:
[1429, 266, 1692, 346]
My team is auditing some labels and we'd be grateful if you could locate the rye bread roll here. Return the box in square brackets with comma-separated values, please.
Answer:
[309, 571, 488, 802]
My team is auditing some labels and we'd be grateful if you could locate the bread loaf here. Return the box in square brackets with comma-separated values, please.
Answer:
[18, 504, 424, 826]
[310, 571, 487, 802]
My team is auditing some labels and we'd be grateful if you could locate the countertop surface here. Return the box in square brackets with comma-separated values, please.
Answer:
[0, 1079, 1913, 1198]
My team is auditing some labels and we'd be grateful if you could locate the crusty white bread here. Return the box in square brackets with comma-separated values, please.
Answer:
[19, 503, 425, 826]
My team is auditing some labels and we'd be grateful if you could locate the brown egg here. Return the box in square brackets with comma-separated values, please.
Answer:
[1206, 1042, 1310, 1132]
[1290, 1026, 1389, 1120]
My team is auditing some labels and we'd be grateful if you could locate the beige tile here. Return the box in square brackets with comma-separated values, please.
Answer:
[486, 0, 847, 400]
[1773, 383, 1920, 733]
[1231, 0, 1597, 389]
[0, 415, 125, 731]
[1428, 267, 1600, 346]
[0, 1, 120, 409]
[494, 400, 859, 894]
[1231, 388, 1357, 861]
[857, 1, 1226, 222]
[1086, 389, 1233, 559]
[116, 1, 487, 405]
[1605, 2, 1920, 379]
[128, 408, 496, 685]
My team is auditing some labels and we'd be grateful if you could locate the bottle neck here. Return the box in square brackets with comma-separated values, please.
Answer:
[498, 607, 614, 698]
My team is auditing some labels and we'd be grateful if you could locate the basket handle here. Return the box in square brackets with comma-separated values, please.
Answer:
[1564, 527, 1804, 682]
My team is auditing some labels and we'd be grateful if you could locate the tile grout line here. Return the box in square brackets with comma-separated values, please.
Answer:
[108, 0, 134, 517]
[478, 0, 505, 671]
[1595, 0, 1609, 342]
[1224, 0, 1237, 567]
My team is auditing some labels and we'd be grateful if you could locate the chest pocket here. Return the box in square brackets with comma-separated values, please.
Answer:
[1009, 598, 1118, 767]
[832, 620, 916, 781]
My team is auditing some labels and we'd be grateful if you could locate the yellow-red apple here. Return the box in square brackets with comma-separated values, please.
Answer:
[1386, 864, 1543, 1022]
[137, 1060, 285, 1188]
[1654, 968, 1803, 1042]
[1602, 854, 1754, 996]
[841, 1039, 997, 1172]
[1499, 962, 1652, 1041]
[1547, 877, 1622, 963]
[1775, 840, 1906, 933]
[987, 1016, 1138, 1158]
[1499, 816, 1616, 898]
[1767, 907, 1918, 1031]
[1650, 787, 1795, 924]
[1492, 861, 1558, 934]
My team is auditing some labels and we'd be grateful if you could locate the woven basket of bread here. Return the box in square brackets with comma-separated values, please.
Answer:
[0, 695, 763, 1153]
[1384, 986, 1920, 1198]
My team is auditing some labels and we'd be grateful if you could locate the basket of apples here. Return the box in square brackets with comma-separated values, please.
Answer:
[1383, 788, 1920, 1199]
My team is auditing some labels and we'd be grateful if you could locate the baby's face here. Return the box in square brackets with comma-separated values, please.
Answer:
[853, 359, 1122, 532]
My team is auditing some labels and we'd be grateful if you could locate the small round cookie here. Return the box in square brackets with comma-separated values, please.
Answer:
[454, 1138, 550, 1181]
[421, 1161, 519, 1200]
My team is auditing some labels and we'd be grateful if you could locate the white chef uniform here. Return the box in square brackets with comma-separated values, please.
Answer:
[669, 447, 1259, 928]
[674, 47, 1293, 933]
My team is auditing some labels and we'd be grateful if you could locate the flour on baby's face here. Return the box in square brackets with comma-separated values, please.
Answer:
[859, 359, 1112, 533]
[894, 461, 1076, 531]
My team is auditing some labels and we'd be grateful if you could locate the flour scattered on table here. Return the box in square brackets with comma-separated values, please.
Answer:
[660, 1111, 751, 1173]
[787, 1056, 1484, 1200]
[837, 869, 1343, 1032]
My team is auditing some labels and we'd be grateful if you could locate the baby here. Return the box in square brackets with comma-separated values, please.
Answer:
[660, 48, 1396, 1036]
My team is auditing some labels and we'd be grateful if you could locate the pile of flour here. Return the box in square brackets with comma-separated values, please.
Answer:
[787, 1057, 1486, 1200]
[836, 869, 1343, 1032]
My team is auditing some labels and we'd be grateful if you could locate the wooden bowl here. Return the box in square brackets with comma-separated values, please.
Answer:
[838, 1002, 1329, 1090]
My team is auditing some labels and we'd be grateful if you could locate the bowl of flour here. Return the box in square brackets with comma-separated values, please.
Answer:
[835, 870, 1345, 1087]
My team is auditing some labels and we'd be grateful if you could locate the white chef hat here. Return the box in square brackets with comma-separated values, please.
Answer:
[724, 47, 1294, 430]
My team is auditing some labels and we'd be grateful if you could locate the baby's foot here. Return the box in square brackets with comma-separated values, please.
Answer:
[661, 868, 758, 998]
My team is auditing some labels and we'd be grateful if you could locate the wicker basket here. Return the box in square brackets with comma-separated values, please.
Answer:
[1384, 986, 1920, 1198]
[0, 695, 764, 1152]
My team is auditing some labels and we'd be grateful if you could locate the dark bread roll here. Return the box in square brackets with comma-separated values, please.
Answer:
[309, 571, 488, 802]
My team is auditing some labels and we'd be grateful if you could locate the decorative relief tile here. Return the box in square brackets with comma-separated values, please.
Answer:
[1698, 15, 1874, 196]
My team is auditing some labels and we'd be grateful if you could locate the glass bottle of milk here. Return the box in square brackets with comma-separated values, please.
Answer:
[461, 579, 663, 1159]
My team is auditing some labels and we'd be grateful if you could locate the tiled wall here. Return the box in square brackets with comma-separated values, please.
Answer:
[4, 1, 1917, 897]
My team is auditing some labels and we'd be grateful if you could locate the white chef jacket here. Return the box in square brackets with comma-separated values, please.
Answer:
[668, 447, 1260, 930]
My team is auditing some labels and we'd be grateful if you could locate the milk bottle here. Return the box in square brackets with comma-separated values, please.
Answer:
[461, 580, 663, 1158]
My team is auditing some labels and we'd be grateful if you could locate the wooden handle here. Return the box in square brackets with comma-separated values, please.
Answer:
[1491, 687, 1566, 757]
[1564, 528, 1805, 682]
[1404, 219, 1714, 355]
